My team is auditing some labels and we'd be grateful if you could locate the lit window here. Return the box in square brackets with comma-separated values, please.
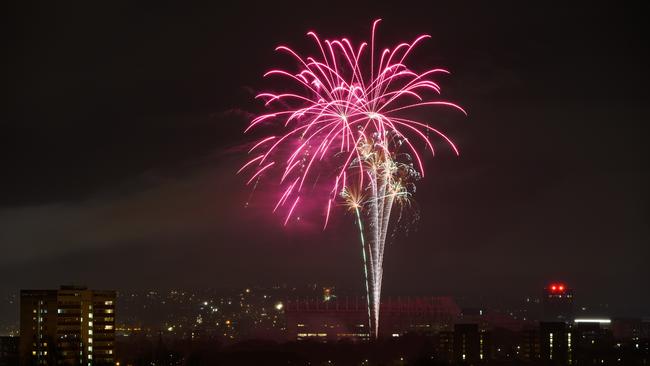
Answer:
[105, 325, 113, 330]
[104, 301, 113, 305]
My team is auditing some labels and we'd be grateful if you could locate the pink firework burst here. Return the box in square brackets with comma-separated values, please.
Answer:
[240, 19, 465, 226]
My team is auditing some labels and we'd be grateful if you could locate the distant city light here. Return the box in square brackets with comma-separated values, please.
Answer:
[275, 302, 284, 311]
[574, 318, 611, 324]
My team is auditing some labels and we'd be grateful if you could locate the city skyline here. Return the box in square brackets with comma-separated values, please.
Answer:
[3, 283, 648, 365]
[0, 281, 640, 339]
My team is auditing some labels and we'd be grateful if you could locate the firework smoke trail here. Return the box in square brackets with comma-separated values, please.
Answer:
[354, 205, 372, 332]
[240, 19, 465, 338]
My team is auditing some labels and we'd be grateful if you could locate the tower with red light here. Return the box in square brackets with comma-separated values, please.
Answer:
[542, 282, 574, 322]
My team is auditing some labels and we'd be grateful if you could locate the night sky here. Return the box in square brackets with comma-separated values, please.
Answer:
[4, 2, 649, 317]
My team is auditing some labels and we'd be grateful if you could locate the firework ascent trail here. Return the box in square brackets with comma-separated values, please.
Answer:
[239, 19, 466, 339]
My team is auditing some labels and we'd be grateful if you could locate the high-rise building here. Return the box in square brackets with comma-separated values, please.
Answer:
[572, 320, 615, 364]
[542, 283, 574, 322]
[540, 321, 573, 365]
[19, 290, 57, 365]
[19, 286, 116, 366]
[433, 331, 454, 362]
[518, 327, 540, 362]
[453, 323, 483, 362]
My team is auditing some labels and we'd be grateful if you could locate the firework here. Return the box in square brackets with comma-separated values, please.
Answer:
[240, 19, 465, 338]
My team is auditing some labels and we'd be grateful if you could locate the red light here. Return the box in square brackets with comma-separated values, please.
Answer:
[549, 283, 567, 293]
